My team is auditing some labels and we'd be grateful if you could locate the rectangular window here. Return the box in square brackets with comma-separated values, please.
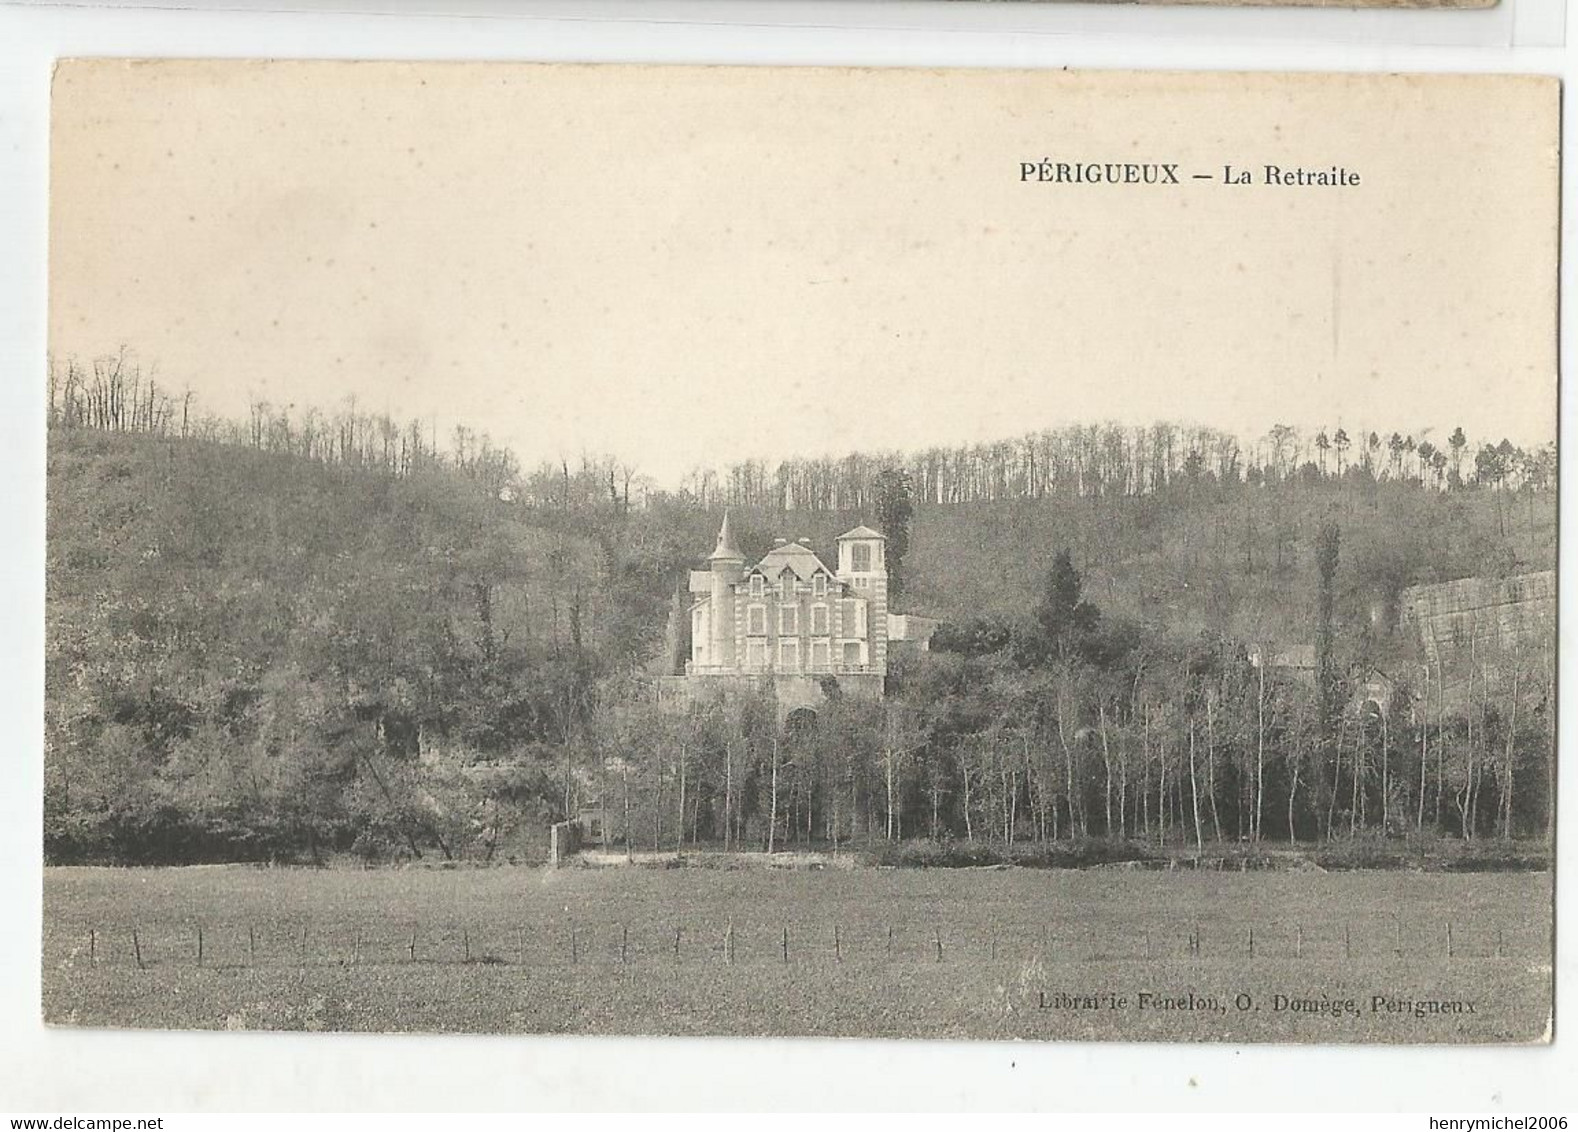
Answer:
[813, 573, 827, 596]
[853, 576, 869, 590]
[750, 574, 764, 597]
[780, 572, 796, 598]
[779, 605, 799, 635]
[843, 641, 862, 667]
[810, 640, 830, 671]
[811, 604, 830, 635]
[778, 639, 799, 672]
[841, 599, 858, 637]
[851, 543, 872, 572]
[747, 604, 767, 635]
[747, 639, 767, 669]
[855, 600, 868, 637]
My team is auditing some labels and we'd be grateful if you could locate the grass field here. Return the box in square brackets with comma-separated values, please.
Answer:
[42, 864, 1553, 1042]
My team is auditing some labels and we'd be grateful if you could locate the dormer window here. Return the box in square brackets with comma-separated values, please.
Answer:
[813, 573, 827, 596]
[780, 571, 796, 597]
[750, 574, 765, 597]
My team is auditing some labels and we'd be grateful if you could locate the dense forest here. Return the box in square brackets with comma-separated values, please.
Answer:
[44, 353, 1556, 864]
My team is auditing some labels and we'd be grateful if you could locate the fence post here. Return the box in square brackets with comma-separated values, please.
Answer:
[1447, 922, 1454, 959]
[89, 928, 96, 967]
[886, 925, 894, 958]
[1344, 924, 1352, 959]
[782, 926, 789, 965]
[1497, 928, 1505, 959]
[570, 922, 578, 966]
[248, 924, 257, 967]
[300, 923, 309, 967]
[934, 926, 943, 963]
[726, 919, 735, 966]
[834, 924, 842, 964]
[411, 928, 419, 963]
[353, 928, 361, 966]
[621, 925, 629, 964]
[1394, 917, 1403, 958]
[1296, 924, 1304, 959]
[133, 928, 144, 970]
[674, 926, 682, 962]
[197, 924, 204, 967]
[1248, 926, 1254, 959]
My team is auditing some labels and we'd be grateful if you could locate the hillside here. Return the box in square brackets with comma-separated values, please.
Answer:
[46, 426, 1555, 864]
[904, 479, 1552, 643]
[46, 429, 618, 863]
[647, 478, 1553, 656]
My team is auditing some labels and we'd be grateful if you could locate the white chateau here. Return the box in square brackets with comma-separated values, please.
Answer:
[662, 514, 935, 713]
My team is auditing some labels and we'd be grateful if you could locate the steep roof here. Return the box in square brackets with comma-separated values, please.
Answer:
[707, 511, 744, 562]
[753, 541, 834, 582]
[837, 525, 885, 540]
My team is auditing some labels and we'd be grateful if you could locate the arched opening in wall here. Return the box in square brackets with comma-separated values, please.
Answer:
[784, 706, 819, 741]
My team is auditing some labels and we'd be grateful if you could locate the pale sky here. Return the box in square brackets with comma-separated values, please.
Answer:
[51, 63, 1558, 485]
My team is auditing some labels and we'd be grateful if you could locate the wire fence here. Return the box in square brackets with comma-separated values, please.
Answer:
[53, 916, 1543, 971]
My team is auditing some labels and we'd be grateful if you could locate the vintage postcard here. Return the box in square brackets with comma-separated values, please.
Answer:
[44, 62, 1556, 1043]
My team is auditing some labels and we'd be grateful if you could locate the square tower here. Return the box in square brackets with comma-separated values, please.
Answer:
[836, 525, 888, 674]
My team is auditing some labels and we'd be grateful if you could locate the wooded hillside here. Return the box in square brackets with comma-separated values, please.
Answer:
[44, 364, 1556, 864]
[46, 428, 622, 862]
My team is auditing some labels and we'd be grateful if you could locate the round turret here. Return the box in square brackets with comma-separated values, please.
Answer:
[709, 511, 746, 583]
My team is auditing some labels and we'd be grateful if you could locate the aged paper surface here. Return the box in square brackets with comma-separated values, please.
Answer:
[45, 63, 1556, 1043]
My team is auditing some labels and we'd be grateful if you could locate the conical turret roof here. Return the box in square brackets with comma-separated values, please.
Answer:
[708, 511, 744, 562]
